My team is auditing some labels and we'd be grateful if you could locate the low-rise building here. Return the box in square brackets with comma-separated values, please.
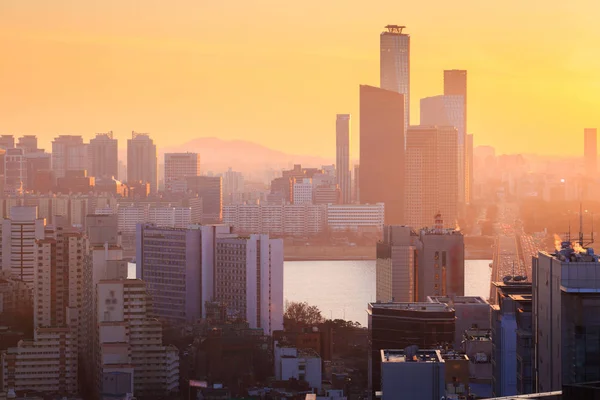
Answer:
[274, 342, 322, 391]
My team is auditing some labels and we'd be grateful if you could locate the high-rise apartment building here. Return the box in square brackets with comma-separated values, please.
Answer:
[127, 132, 158, 193]
[215, 234, 284, 334]
[405, 125, 459, 230]
[367, 302, 455, 397]
[51, 135, 88, 179]
[533, 244, 600, 393]
[420, 95, 465, 204]
[584, 128, 597, 176]
[380, 25, 410, 133]
[96, 278, 179, 398]
[185, 176, 223, 224]
[359, 85, 405, 225]
[164, 152, 201, 191]
[17, 135, 39, 153]
[336, 114, 351, 204]
[4, 148, 27, 195]
[0, 135, 15, 149]
[137, 223, 231, 323]
[1, 206, 45, 287]
[88, 131, 119, 179]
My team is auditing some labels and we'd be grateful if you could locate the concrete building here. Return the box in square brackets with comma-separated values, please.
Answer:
[293, 178, 313, 205]
[164, 152, 201, 191]
[466, 133, 474, 204]
[359, 85, 405, 225]
[185, 176, 222, 223]
[215, 234, 284, 334]
[0, 136, 14, 150]
[405, 126, 459, 230]
[533, 244, 600, 393]
[51, 135, 88, 179]
[584, 128, 597, 177]
[4, 148, 26, 195]
[326, 203, 384, 232]
[379, 349, 445, 400]
[462, 329, 492, 384]
[428, 296, 489, 349]
[24, 152, 51, 192]
[336, 114, 351, 204]
[274, 343, 322, 391]
[96, 278, 179, 398]
[367, 302, 455, 396]
[380, 25, 410, 133]
[1, 327, 77, 395]
[137, 223, 231, 323]
[127, 131, 158, 193]
[1, 206, 45, 287]
[88, 132, 119, 179]
[514, 293, 534, 395]
[444, 70, 469, 202]
[16, 135, 39, 154]
[313, 184, 340, 205]
[418, 217, 465, 301]
[147, 206, 192, 228]
[490, 281, 532, 397]
[376, 225, 419, 303]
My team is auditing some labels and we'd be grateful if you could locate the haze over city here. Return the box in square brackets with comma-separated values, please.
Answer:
[3, 1, 600, 156]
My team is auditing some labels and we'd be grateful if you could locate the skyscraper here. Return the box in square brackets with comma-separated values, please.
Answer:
[405, 125, 459, 230]
[420, 95, 466, 204]
[380, 25, 410, 133]
[88, 131, 118, 179]
[584, 128, 597, 176]
[127, 131, 158, 193]
[466, 134, 474, 203]
[4, 148, 27, 195]
[336, 114, 351, 204]
[51, 135, 88, 179]
[444, 70, 469, 201]
[164, 152, 201, 191]
[359, 85, 405, 225]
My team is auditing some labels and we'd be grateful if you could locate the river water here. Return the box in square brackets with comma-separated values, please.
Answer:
[128, 259, 491, 327]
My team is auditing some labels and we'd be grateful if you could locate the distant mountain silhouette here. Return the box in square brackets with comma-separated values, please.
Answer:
[159, 137, 333, 174]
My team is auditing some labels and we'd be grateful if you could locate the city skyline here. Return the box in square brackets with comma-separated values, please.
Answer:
[3, 2, 600, 158]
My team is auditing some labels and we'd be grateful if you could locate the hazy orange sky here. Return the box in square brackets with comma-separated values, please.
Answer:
[2, 1, 600, 159]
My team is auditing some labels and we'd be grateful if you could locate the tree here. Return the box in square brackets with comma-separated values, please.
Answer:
[283, 301, 324, 330]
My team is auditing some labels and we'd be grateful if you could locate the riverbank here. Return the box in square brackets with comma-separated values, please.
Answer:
[284, 244, 493, 261]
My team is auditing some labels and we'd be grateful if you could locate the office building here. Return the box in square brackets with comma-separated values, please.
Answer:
[16, 135, 39, 153]
[584, 128, 597, 176]
[359, 85, 405, 225]
[336, 114, 351, 204]
[380, 25, 410, 133]
[380, 349, 445, 400]
[428, 296, 489, 349]
[533, 243, 600, 393]
[4, 148, 26, 195]
[1, 327, 77, 395]
[215, 234, 284, 334]
[490, 281, 532, 397]
[1, 206, 45, 287]
[417, 216, 464, 300]
[405, 126, 459, 229]
[0, 136, 14, 150]
[96, 278, 180, 398]
[52, 135, 88, 179]
[137, 223, 231, 323]
[293, 178, 313, 204]
[88, 132, 118, 179]
[127, 131, 158, 193]
[420, 95, 466, 204]
[313, 184, 340, 205]
[274, 343, 321, 391]
[185, 176, 222, 223]
[164, 152, 201, 191]
[367, 302, 455, 396]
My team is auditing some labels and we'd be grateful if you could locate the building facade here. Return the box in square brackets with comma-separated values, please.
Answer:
[380, 349, 445, 400]
[336, 114, 351, 204]
[164, 152, 201, 191]
[185, 176, 223, 224]
[380, 25, 410, 133]
[51, 135, 88, 179]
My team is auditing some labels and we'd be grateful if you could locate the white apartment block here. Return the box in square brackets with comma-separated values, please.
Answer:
[215, 234, 284, 334]
[1, 327, 78, 395]
[1, 206, 45, 287]
[96, 279, 179, 398]
[274, 343, 322, 391]
[117, 204, 149, 234]
[293, 178, 313, 205]
[326, 203, 384, 232]
[148, 206, 192, 229]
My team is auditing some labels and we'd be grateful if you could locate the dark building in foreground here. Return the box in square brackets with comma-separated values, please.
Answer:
[186, 176, 223, 224]
[359, 85, 405, 225]
[367, 302, 455, 397]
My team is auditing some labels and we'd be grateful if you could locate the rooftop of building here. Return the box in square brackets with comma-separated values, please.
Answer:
[369, 302, 454, 312]
[381, 349, 443, 363]
[509, 294, 532, 302]
[428, 296, 488, 305]
[463, 329, 492, 341]
[542, 241, 600, 263]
